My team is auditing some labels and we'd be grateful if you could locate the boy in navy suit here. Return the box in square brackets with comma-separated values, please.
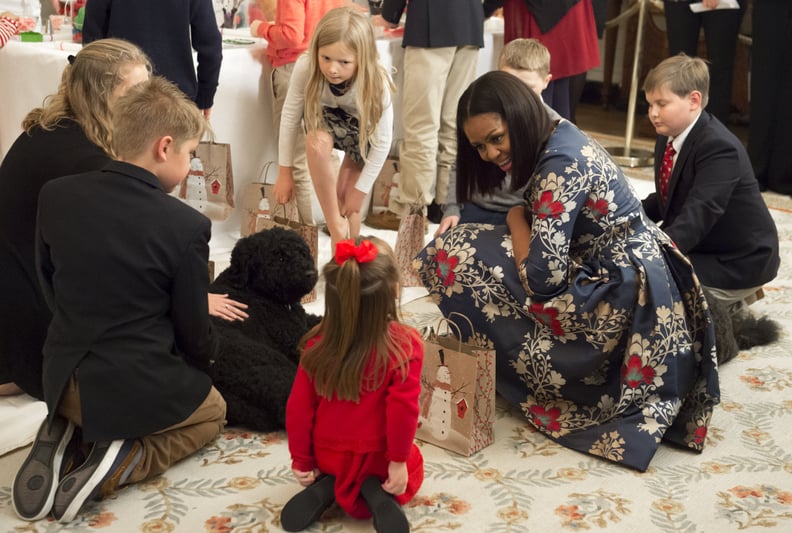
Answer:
[641, 54, 779, 315]
[13, 77, 226, 524]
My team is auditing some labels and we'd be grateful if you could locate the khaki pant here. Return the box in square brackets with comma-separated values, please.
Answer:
[702, 284, 765, 315]
[389, 45, 479, 215]
[58, 376, 226, 484]
[272, 62, 314, 224]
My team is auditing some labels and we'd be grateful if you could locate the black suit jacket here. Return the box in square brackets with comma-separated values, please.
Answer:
[642, 112, 779, 290]
[0, 121, 110, 399]
[37, 161, 218, 442]
[381, 0, 484, 48]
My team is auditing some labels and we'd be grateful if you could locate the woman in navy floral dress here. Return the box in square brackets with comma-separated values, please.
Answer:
[416, 72, 719, 471]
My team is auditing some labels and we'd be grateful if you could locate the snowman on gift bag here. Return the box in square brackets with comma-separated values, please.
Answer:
[183, 153, 208, 212]
[420, 349, 452, 441]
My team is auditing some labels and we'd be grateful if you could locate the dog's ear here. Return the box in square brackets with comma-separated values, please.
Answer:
[225, 235, 256, 288]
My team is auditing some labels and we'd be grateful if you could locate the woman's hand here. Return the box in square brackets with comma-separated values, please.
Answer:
[381, 461, 408, 496]
[434, 215, 460, 237]
[702, 0, 721, 9]
[293, 468, 320, 487]
[208, 293, 249, 322]
[273, 167, 295, 205]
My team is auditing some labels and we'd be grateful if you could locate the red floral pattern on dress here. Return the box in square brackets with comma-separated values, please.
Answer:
[621, 355, 656, 388]
[692, 425, 707, 445]
[585, 197, 609, 220]
[533, 190, 564, 219]
[528, 303, 564, 336]
[529, 404, 561, 432]
[435, 250, 459, 287]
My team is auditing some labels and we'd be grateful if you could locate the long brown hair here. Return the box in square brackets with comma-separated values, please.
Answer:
[303, 7, 395, 162]
[299, 236, 415, 401]
[23, 38, 151, 158]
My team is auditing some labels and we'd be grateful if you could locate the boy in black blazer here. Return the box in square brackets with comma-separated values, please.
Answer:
[13, 77, 226, 524]
[641, 54, 779, 314]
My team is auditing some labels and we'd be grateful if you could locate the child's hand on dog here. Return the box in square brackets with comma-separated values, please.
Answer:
[208, 293, 249, 321]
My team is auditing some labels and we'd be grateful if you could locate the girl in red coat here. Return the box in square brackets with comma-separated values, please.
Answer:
[282, 236, 424, 533]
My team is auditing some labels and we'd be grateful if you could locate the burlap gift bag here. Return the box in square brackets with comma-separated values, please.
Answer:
[416, 314, 496, 456]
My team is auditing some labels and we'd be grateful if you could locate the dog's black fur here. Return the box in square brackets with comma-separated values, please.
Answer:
[208, 228, 320, 431]
[703, 288, 781, 365]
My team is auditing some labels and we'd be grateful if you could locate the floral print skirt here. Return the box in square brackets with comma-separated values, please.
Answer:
[322, 105, 364, 167]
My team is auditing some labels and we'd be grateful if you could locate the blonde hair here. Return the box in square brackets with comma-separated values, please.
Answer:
[299, 236, 416, 401]
[111, 76, 206, 160]
[304, 7, 395, 162]
[23, 38, 151, 158]
[498, 38, 551, 77]
[643, 53, 710, 109]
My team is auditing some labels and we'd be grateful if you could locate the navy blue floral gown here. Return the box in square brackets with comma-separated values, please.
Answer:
[416, 121, 719, 471]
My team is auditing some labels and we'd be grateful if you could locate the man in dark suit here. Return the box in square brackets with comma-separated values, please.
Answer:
[82, 0, 222, 118]
[641, 54, 779, 312]
[13, 78, 226, 524]
[367, 0, 485, 228]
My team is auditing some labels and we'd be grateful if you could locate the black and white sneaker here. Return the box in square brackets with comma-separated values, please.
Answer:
[52, 438, 141, 523]
[12, 414, 76, 521]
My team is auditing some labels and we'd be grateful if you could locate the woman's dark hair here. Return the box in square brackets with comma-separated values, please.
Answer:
[456, 70, 553, 203]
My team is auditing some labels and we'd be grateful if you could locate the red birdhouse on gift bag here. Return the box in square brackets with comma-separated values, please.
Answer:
[456, 398, 468, 419]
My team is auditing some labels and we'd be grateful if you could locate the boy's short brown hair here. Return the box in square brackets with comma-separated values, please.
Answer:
[498, 38, 550, 77]
[111, 76, 206, 159]
[643, 53, 710, 108]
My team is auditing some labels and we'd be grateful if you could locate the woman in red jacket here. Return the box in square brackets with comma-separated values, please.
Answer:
[282, 237, 424, 533]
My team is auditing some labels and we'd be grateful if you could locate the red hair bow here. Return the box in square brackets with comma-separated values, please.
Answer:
[334, 239, 378, 265]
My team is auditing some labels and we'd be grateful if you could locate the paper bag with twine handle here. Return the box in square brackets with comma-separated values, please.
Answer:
[416, 312, 496, 456]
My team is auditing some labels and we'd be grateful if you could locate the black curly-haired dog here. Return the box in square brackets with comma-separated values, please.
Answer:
[208, 227, 320, 431]
[703, 287, 780, 365]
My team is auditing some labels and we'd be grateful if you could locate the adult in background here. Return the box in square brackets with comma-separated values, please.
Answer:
[367, 0, 484, 228]
[483, 0, 600, 123]
[82, 0, 222, 118]
[661, 0, 746, 125]
[416, 71, 719, 472]
[747, 0, 792, 195]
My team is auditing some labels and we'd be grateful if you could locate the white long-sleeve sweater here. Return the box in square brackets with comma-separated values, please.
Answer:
[278, 53, 394, 194]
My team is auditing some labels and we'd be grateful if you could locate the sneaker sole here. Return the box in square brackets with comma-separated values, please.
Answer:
[53, 439, 125, 523]
[12, 416, 74, 521]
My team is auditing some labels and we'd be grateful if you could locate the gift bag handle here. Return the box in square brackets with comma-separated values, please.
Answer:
[447, 311, 476, 337]
[271, 200, 310, 226]
[258, 160, 277, 185]
[444, 312, 485, 348]
[432, 316, 465, 353]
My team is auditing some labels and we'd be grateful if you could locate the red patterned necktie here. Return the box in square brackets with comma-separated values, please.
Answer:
[659, 141, 676, 204]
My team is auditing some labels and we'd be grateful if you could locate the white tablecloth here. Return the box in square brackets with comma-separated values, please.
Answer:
[0, 29, 503, 256]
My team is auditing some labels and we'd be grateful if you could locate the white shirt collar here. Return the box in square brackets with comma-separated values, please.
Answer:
[669, 111, 702, 154]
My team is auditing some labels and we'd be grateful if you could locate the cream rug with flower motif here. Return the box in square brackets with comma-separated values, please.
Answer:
[0, 184, 790, 533]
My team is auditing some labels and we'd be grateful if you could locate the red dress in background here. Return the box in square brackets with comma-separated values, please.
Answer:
[502, 0, 600, 80]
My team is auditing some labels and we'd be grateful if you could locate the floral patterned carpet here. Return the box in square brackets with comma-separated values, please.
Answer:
[0, 183, 790, 532]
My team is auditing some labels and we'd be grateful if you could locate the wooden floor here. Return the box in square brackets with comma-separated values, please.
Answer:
[574, 98, 750, 147]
